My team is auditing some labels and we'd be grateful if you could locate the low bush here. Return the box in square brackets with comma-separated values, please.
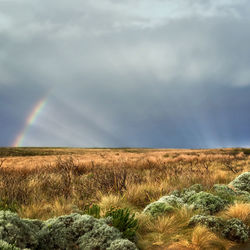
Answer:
[189, 215, 225, 233]
[185, 184, 203, 193]
[0, 240, 20, 250]
[212, 184, 236, 204]
[187, 191, 226, 214]
[158, 195, 184, 207]
[107, 239, 138, 250]
[189, 215, 249, 243]
[143, 201, 175, 217]
[229, 172, 250, 192]
[222, 218, 249, 243]
[235, 191, 250, 203]
[144, 184, 226, 216]
[0, 211, 138, 250]
[105, 207, 138, 242]
[0, 210, 42, 249]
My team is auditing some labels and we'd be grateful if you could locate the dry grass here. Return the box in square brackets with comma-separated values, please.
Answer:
[0, 147, 249, 248]
[219, 203, 250, 226]
[18, 198, 75, 220]
[136, 207, 195, 249]
[168, 226, 233, 250]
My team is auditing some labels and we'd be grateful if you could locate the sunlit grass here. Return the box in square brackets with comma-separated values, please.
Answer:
[219, 202, 250, 227]
[0, 147, 249, 248]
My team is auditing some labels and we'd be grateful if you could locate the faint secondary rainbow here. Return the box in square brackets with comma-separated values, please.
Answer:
[13, 95, 49, 147]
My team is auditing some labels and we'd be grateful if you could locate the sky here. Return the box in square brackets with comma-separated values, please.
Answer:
[0, 0, 250, 148]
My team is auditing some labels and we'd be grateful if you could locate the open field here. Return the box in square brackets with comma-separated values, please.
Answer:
[0, 147, 249, 249]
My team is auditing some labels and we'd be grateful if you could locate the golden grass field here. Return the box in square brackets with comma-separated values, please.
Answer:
[0, 147, 249, 249]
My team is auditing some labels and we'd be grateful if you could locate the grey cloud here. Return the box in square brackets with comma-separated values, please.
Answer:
[1, 0, 250, 147]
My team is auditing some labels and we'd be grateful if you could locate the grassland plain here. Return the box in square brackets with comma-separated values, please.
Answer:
[0, 147, 249, 249]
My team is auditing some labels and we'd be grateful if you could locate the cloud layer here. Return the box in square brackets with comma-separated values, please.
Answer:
[1, 0, 250, 147]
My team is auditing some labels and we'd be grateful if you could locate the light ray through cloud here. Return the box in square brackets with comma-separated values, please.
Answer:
[0, 0, 250, 148]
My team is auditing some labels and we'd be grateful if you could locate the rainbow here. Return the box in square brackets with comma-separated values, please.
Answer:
[12, 95, 49, 147]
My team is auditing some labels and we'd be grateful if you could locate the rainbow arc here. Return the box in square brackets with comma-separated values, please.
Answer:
[13, 94, 49, 147]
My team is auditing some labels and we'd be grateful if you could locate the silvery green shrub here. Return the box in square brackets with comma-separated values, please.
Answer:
[187, 192, 226, 214]
[77, 221, 123, 249]
[158, 195, 184, 207]
[107, 239, 138, 250]
[0, 240, 21, 250]
[235, 191, 250, 203]
[185, 184, 203, 193]
[143, 201, 175, 217]
[189, 215, 225, 233]
[189, 215, 249, 243]
[38, 213, 138, 250]
[169, 190, 181, 197]
[170, 184, 203, 201]
[229, 172, 250, 192]
[0, 210, 41, 249]
[181, 190, 197, 203]
[213, 184, 236, 196]
[222, 218, 249, 243]
[144, 184, 206, 216]
[38, 213, 91, 249]
[212, 184, 236, 204]
[0, 211, 138, 250]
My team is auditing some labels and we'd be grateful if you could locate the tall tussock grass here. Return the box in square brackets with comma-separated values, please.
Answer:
[0, 149, 249, 248]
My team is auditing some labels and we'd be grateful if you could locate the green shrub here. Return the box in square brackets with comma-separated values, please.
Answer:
[170, 184, 203, 199]
[0, 240, 20, 250]
[169, 190, 181, 197]
[189, 215, 224, 233]
[222, 218, 249, 243]
[143, 201, 175, 217]
[0, 211, 138, 250]
[189, 215, 249, 243]
[235, 191, 250, 203]
[143, 193, 184, 217]
[0, 210, 41, 249]
[77, 218, 123, 250]
[39, 213, 138, 249]
[229, 172, 250, 192]
[186, 184, 203, 193]
[158, 195, 184, 207]
[105, 208, 138, 242]
[85, 204, 101, 219]
[181, 190, 197, 203]
[39, 213, 124, 249]
[187, 192, 226, 214]
[212, 184, 236, 204]
[107, 239, 138, 250]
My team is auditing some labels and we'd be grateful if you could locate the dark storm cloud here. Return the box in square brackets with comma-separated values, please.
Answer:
[0, 0, 250, 147]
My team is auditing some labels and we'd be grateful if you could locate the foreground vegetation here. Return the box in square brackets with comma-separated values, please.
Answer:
[0, 148, 249, 249]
